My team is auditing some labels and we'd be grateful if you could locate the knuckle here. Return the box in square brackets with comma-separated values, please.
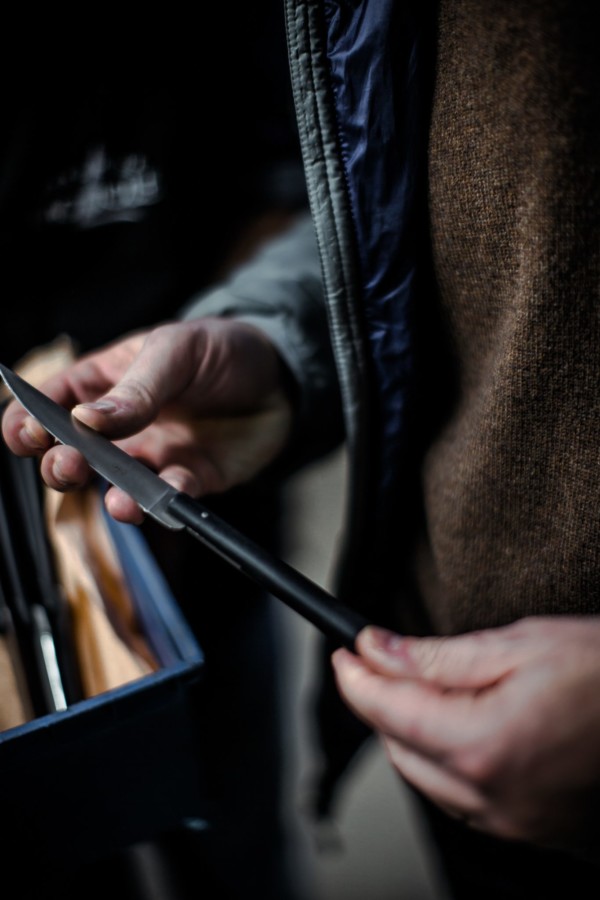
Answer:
[414, 639, 447, 678]
[75, 358, 101, 385]
[119, 377, 157, 411]
[453, 741, 501, 789]
[143, 323, 174, 346]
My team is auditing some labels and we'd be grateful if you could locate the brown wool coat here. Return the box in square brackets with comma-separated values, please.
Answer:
[415, 0, 600, 633]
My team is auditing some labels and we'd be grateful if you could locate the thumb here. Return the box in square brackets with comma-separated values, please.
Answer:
[72, 326, 196, 439]
[355, 625, 520, 689]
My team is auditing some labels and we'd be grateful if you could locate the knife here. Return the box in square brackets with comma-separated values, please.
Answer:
[0, 364, 367, 650]
[0, 440, 67, 713]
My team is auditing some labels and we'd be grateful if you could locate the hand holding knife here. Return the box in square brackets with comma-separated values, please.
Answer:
[0, 364, 367, 650]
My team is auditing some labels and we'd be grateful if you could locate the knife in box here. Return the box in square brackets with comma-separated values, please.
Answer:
[0, 442, 67, 713]
[0, 363, 367, 650]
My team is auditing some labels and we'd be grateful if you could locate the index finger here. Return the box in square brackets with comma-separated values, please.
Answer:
[1, 403, 54, 455]
[1, 360, 114, 455]
[331, 648, 492, 761]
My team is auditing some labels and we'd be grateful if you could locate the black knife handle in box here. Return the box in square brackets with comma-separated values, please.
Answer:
[167, 492, 367, 651]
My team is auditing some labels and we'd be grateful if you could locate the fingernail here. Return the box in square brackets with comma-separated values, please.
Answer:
[74, 400, 117, 414]
[359, 627, 419, 672]
[19, 417, 48, 449]
[363, 626, 404, 655]
[51, 459, 68, 486]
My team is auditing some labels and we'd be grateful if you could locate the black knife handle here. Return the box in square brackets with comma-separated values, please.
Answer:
[167, 492, 368, 651]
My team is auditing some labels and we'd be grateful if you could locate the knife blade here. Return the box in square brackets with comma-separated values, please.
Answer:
[0, 363, 367, 649]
